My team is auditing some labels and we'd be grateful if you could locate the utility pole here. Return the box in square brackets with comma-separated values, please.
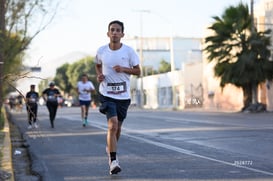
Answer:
[0, 0, 5, 112]
[250, 0, 258, 105]
[134, 9, 150, 108]
[251, 0, 254, 32]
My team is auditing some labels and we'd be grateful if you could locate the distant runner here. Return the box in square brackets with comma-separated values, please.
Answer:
[25, 84, 39, 129]
[76, 73, 95, 127]
[42, 82, 61, 128]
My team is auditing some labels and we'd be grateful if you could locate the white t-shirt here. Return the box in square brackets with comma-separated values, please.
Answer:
[77, 81, 95, 101]
[95, 44, 140, 100]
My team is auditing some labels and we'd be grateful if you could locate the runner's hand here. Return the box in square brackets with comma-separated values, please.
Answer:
[97, 74, 105, 82]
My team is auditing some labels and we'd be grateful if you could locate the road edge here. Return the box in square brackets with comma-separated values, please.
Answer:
[1, 108, 14, 181]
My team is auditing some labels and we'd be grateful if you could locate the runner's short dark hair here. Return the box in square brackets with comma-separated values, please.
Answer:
[108, 20, 124, 33]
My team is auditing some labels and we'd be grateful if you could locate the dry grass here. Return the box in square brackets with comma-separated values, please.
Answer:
[0, 112, 4, 159]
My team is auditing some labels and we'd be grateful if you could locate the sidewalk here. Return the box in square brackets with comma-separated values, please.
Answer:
[0, 108, 14, 181]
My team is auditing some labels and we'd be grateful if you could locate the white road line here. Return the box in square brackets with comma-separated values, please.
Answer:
[91, 121, 273, 177]
[62, 115, 273, 176]
[135, 115, 273, 130]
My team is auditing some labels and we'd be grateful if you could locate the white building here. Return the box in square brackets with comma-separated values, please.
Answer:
[125, 37, 203, 109]
[124, 37, 202, 71]
[262, 0, 273, 111]
[127, 1, 273, 111]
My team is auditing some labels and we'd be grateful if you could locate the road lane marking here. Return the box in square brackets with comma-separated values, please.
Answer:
[91, 121, 273, 177]
[126, 133, 273, 176]
[62, 115, 273, 176]
[133, 115, 273, 130]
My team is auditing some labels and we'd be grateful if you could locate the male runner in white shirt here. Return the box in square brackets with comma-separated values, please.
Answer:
[77, 73, 95, 127]
[95, 20, 141, 175]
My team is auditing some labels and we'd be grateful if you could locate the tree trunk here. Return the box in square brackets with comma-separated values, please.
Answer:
[242, 83, 252, 110]
[251, 82, 258, 104]
[0, 0, 6, 114]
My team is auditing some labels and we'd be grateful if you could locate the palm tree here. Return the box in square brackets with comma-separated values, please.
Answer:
[204, 3, 273, 111]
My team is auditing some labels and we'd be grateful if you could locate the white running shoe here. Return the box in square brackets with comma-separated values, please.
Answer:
[109, 160, 121, 175]
[28, 125, 32, 129]
[34, 123, 38, 128]
[106, 146, 119, 166]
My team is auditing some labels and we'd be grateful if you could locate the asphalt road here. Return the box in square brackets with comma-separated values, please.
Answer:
[10, 106, 273, 181]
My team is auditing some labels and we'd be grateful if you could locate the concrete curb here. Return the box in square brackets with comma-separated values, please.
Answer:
[1, 108, 14, 181]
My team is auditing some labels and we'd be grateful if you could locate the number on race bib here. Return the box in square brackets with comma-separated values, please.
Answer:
[107, 82, 126, 94]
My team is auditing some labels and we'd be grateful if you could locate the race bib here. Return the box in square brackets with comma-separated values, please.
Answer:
[30, 98, 36, 103]
[107, 82, 126, 94]
[81, 89, 88, 94]
[48, 95, 56, 101]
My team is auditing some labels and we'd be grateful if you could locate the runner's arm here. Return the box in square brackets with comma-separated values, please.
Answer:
[95, 64, 105, 82]
[113, 64, 140, 76]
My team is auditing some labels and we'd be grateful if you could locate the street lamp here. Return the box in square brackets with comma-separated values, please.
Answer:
[251, 0, 254, 32]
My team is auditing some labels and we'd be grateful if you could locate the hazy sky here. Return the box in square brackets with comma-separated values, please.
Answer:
[25, 0, 259, 66]
[18, 0, 261, 92]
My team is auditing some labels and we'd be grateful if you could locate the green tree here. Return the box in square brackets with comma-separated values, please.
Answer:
[204, 3, 273, 111]
[0, 0, 60, 111]
[158, 59, 171, 74]
[66, 56, 97, 94]
[53, 56, 99, 104]
[54, 63, 71, 94]
[0, 0, 6, 111]
[3, 34, 25, 91]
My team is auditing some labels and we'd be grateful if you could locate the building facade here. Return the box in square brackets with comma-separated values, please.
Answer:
[262, 0, 273, 111]
[125, 36, 203, 109]
[128, 1, 273, 111]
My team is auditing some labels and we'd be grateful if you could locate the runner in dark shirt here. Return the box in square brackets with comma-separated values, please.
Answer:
[42, 82, 61, 128]
[26, 85, 39, 129]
